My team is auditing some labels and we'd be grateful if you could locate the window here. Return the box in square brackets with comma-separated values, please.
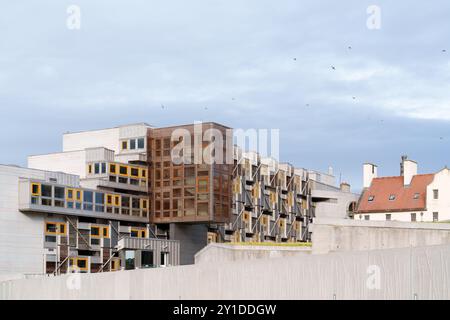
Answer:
[141, 169, 147, 178]
[131, 167, 139, 177]
[130, 139, 136, 150]
[197, 177, 209, 193]
[198, 203, 209, 216]
[31, 183, 41, 196]
[368, 195, 375, 202]
[411, 213, 416, 222]
[45, 222, 66, 235]
[160, 252, 169, 267]
[91, 226, 100, 237]
[138, 138, 145, 149]
[130, 229, 147, 238]
[101, 163, 106, 174]
[95, 193, 104, 212]
[110, 164, 116, 174]
[433, 189, 439, 200]
[433, 212, 439, 222]
[103, 227, 109, 238]
[364, 215, 370, 221]
[122, 141, 128, 150]
[83, 191, 93, 211]
[54, 186, 64, 199]
[413, 193, 420, 200]
[88, 164, 92, 174]
[42, 184, 52, 197]
[94, 163, 100, 174]
[119, 166, 128, 176]
[386, 214, 391, 221]
[389, 195, 396, 201]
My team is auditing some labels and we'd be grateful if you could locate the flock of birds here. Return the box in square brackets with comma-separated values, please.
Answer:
[158, 46, 447, 141]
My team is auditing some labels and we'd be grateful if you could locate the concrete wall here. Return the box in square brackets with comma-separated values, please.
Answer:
[195, 243, 310, 264]
[0, 165, 46, 275]
[169, 224, 208, 265]
[311, 218, 450, 254]
[28, 150, 87, 178]
[63, 127, 120, 153]
[2, 244, 449, 300]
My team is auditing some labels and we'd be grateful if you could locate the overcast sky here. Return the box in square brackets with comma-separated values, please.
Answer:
[1, 1, 450, 192]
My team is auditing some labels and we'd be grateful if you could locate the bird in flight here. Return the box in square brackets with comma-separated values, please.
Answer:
[331, 66, 336, 70]
[293, 58, 297, 61]
[443, 49, 447, 53]
[348, 46, 352, 50]
[161, 104, 165, 109]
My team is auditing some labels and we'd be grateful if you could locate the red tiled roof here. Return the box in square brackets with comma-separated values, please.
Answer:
[357, 174, 435, 213]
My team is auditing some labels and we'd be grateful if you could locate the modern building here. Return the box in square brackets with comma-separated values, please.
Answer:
[355, 155, 450, 222]
[0, 122, 358, 276]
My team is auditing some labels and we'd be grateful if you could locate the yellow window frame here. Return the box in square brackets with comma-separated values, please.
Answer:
[106, 194, 114, 205]
[131, 228, 147, 238]
[102, 226, 110, 238]
[121, 140, 128, 150]
[140, 198, 148, 210]
[45, 222, 67, 235]
[140, 168, 148, 179]
[90, 226, 101, 238]
[31, 182, 41, 196]
[87, 164, 93, 174]
[130, 166, 140, 178]
[71, 257, 89, 271]
[114, 195, 121, 207]
[109, 163, 117, 174]
[119, 165, 129, 177]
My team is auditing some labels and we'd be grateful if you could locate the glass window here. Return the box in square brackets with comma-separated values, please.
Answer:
[389, 195, 396, 201]
[131, 168, 139, 177]
[411, 213, 416, 222]
[91, 227, 100, 236]
[132, 198, 140, 209]
[130, 139, 136, 150]
[198, 203, 208, 216]
[95, 193, 104, 204]
[84, 191, 93, 203]
[433, 189, 439, 200]
[54, 186, 65, 199]
[110, 164, 116, 174]
[101, 163, 106, 174]
[122, 141, 128, 150]
[368, 195, 375, 202]
[94, 163, 100, 174]
[42, 185, 52, 197]
[413, 193, 420, 199]
[120, 166, 128, 175]
[138, 138, 145, 149]
[121, 196, 130, 208]
[433, 212, 439, 222]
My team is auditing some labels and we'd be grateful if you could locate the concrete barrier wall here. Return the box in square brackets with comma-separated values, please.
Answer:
[1, 244, 450, 300]
[195, 244, 311, 264]
[311, 218, 450, 254]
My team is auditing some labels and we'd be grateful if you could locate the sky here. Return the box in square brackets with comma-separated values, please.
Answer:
[1, 1, 450, 192]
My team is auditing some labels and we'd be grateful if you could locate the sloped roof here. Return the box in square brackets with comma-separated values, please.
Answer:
[357, 174, 435, 213]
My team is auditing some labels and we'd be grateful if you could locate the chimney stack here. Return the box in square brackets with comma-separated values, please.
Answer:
[363, 163, 378, 188]
[401, 155, 417, 186]
[340, 182, 351, 192]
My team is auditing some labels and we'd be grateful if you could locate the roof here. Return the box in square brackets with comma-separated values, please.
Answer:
[357, 174, 435, 213]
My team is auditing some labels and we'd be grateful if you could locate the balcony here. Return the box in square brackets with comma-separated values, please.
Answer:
[19, 179, 149, 223]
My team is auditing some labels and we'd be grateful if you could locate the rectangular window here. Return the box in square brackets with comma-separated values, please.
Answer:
[364, 215, 370, 221]
[102, 227, 109, 238]
[91, 226, 100, 237]
[41, 184, 52, 198]
[45, 222, 66, 235]
[197, 177, 209, 193]
[54, 186, 65, 199]
[122, 141, 128, 150]
[119, 166, 128, 176]
[130, 139, 136, 150]
[433, 189, 439, 200]
[101, 163, 106, 174]
[386, 214, 391, 221]
[131, 167, 139, 177]
[141, 169, 147, 178]
[31, 183, 41, 196]
[433, 212, 439, 222]
[138, 138, 145, 149]
[110, 164, 116, 174]
[88, 164, 92, 174]
[411, 213, 416, 222]
[94, 163, 100, 174]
